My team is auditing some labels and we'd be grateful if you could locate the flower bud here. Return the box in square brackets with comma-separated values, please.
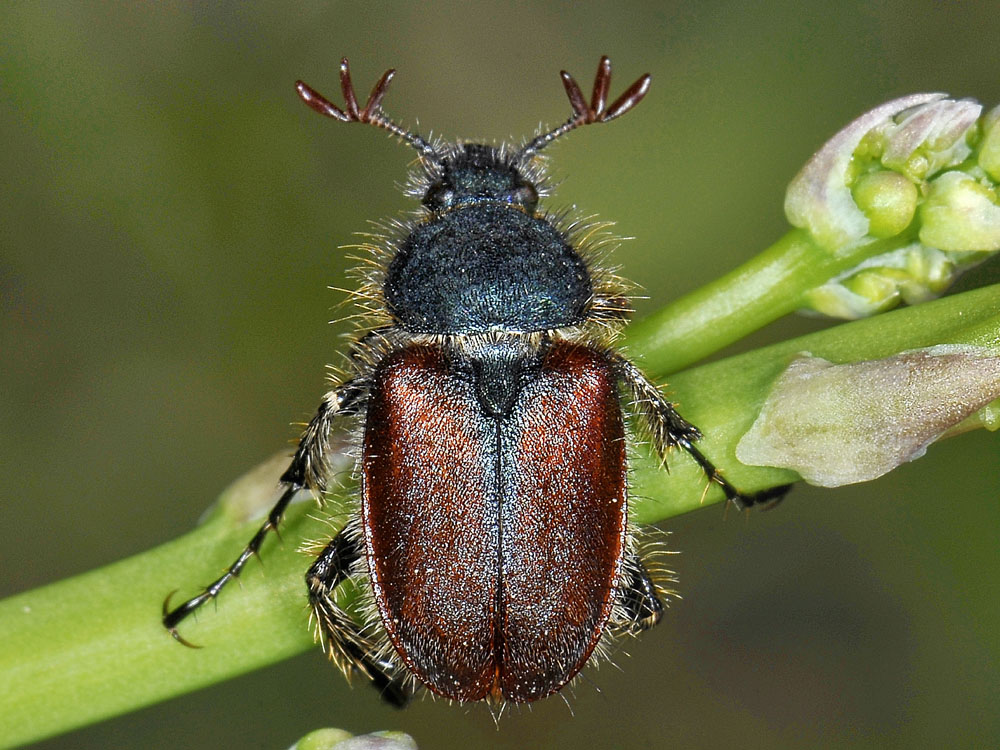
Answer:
[851, 171, 919, 238]
[919, 171, 1000, 251]
[785, 93, 944, 252]
[736, 346, 1000, 487]
[980, 104, 1000, 180]
[291, 729, 418, 750]
[877, 98, 981, 179]
[802, 244, 958, 318]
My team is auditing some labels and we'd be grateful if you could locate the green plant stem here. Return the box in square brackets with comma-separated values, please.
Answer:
[625, 228, 911, 376]
[2, 284, 998, 750]
[0, 501, 319, 750]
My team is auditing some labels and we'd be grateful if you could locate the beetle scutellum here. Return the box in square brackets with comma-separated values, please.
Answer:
[163, 56, 782, 705]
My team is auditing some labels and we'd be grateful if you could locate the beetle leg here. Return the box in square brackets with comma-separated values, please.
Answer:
[612, 354, 791, 510]
[162, 378, 367, 642]
[614, 556, 665, 633]
[307, 528, 412, 708]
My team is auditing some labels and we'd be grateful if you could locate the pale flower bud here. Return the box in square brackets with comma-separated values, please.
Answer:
[291, 729, 418, 750]
[736, 346, 1000, 487]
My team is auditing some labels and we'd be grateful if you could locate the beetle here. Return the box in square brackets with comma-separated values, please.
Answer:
[163, 56, 780, 705]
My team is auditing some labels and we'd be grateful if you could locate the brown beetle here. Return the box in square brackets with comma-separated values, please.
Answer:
[163, 56, 779, 705]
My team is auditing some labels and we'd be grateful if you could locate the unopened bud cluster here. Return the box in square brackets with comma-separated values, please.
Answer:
[785, 95, 1000, 318]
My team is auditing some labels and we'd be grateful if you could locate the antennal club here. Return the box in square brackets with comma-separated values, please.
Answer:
[520, 56, 651, 157]
[296, 57, 438, 160]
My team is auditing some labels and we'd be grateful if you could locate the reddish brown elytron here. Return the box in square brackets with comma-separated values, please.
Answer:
[362, 343, 627, 701]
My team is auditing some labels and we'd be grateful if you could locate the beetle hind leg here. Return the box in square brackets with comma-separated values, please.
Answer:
[307, 527, 412, 708]
[613, 555, 667, 634]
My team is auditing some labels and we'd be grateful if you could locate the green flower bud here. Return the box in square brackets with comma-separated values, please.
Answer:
[841, 268, 907, 310]
[290, 729, 418, 750]
[801, 284, 879, 320]
[978, 398, 1000, 431]
[292, 729, 354, 750]
[981, 105, 1000, 181]
[851, 171, 918, 238]
[920, 171, 1000, 251]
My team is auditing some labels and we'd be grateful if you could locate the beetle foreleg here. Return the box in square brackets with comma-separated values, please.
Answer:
[307, 528, 412, 708]
[612, 355, 791, 510]
[162, 379, 366, 643]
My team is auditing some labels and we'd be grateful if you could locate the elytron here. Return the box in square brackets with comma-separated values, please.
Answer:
[163, 55, 774, 705]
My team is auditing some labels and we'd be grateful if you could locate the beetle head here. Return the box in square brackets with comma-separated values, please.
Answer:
[421, 144, 540, 214]
[296, 56, 650, 216]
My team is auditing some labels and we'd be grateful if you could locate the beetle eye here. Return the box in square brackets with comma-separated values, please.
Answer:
[510, 184, 539, 213]
[423, 185, 456, 211]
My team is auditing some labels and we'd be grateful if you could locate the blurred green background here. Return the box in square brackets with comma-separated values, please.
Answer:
[2, 2, 998, 748]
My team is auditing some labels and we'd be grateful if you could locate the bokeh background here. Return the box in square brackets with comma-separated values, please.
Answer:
[2, 2, 998, 748]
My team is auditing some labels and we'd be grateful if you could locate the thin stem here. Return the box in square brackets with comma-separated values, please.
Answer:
[624, 228, 915, 376]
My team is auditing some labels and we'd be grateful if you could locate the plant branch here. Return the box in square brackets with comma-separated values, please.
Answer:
[624, 228, 907, 376]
